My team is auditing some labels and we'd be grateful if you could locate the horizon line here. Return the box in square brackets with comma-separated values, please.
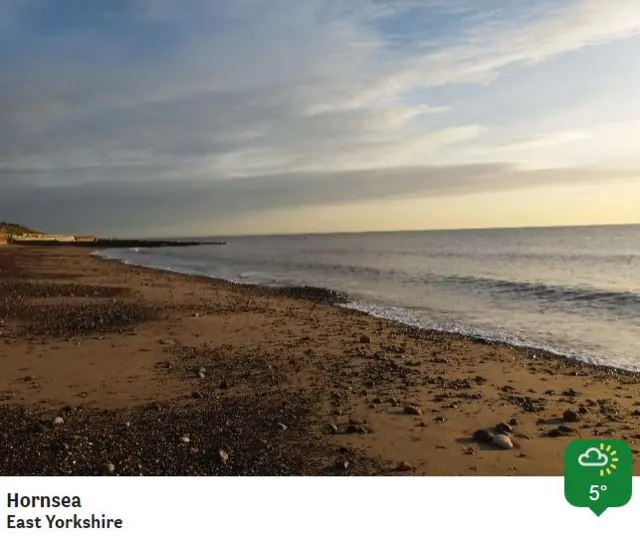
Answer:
[149, 220, 640, 241]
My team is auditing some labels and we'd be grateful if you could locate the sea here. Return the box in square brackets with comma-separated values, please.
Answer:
[95, 225, 640, 372]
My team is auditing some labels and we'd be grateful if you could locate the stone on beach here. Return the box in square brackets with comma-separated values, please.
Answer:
[491, 434, 514, 449]
[496, 422, 513, 434]
[397, 461, 413, 472]
[562, 409, 580, 423]
[403, 405, 422, 415]
[345, 421, 370, 434]
[217, 448, 229, 465]
[472, 429, 494, 443]
[549, 426, 573, 437]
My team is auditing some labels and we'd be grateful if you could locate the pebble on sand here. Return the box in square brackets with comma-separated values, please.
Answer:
[403, 405, 422, 416]
[472, 429, 494, 443]
[53, 416, 64, 426]
[496, 422, 513, 434]
[180, 435, 190, 443]
[492, 434, 514, 450]
[549, 426, 573, 437]
[359, 334, 371, 344]
[563, 409, 580, 423]
[104, 462, 115, 474]
[217, 449, 229, 465]
[397, 461, 413, 472]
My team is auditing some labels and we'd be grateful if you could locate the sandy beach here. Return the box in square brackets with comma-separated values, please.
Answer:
[1, 245, 639, 476]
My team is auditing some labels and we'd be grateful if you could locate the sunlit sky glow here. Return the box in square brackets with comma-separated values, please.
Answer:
[2, 0, 640, 237]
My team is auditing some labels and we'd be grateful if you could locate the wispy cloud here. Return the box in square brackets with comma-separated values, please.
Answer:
[477, 130, 592, 154]
[2, 0, 640, 233]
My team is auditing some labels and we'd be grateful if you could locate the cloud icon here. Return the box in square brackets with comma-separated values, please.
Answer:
[578, 447, 609, 467]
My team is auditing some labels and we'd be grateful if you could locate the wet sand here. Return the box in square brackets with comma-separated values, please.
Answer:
[1, 245, 639, 476]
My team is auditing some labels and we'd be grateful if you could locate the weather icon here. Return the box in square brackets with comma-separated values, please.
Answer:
[565, 439, 632, 516]
[577, 444, 619, 476]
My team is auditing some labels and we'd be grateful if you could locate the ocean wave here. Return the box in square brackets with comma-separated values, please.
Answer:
[92, 245, 640, 373]
[437, 275, 640, 314]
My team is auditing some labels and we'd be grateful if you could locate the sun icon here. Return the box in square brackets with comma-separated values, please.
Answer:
[599, 443, 619, 477]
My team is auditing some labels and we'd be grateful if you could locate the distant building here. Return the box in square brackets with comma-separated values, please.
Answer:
[10, 233, 76, 243]
[1, 231, 98, 245]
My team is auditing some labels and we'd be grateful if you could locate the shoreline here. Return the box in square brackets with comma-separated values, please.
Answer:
[1, 245, 640, 476]
[95, 247, 640, 379]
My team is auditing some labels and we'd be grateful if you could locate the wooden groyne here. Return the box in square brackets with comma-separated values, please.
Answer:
[9, 238, 225, 248]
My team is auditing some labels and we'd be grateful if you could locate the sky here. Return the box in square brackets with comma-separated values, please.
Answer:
[2, 0, 640, 237]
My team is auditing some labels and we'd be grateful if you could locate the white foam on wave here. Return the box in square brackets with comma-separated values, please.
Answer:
[93, 248, 280, 287]
[339, 300, 640, 373]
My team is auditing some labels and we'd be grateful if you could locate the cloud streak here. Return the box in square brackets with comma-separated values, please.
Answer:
[2, 164, 638, 236]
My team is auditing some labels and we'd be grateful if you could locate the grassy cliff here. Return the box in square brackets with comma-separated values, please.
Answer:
[0, 222, 41, 235]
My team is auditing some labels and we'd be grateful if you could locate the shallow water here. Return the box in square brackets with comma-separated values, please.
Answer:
[96, 225, 640, 371]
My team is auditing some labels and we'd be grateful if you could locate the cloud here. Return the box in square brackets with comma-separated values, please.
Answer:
[2, 163, 639, 236]
[4, 0, 640, 181]
[578, 447, 608, 467]
[489, 131, 592, 153]
[413, 0, 640, 85]
[2, 0, 640, 234]
[466, 119, 640, 168]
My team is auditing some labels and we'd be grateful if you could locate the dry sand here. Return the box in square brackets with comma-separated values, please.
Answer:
[1, 245, 639, 476]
